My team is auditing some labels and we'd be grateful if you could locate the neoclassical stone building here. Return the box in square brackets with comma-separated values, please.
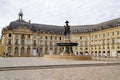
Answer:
[0, 11, 120, 57]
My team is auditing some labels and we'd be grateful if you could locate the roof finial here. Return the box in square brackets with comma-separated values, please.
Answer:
[65, 20, 69, 24]
[18, 9, 23, 20]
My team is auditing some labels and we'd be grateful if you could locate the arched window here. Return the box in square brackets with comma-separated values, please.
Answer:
[7, 47, 11, 55]
[45, 47, 48, 54]
[50, 48, 53, 55]
[15, 47, 19, 56]
[117, 46, 120, 49]
[54, 47, 57, 54]
[21, 47, 24, 56]
[112, 46, 115, 49]
[32, 48, 37, 56]
[40, 47, 43, 56]
[27, 47, 30, 56]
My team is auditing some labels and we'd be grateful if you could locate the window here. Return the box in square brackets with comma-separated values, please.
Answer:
[33, 40, 36, 46]
[112, 46, 114, 49]
[21, 39, 24, 45]
[55, 36, 57, 40]
[50, 36, 52, 40]
[45, 36, 47, 40]
[91, 48, 93, 50]
[45, 41, 47, 46]
[33, 35, 36, 38]
[21, 35, 24, 39]
[21, 35, 25, 45]
[103, 34, 105, 37]
[15, 34, 18, 38]
[107, 39, 110, 45]
[50, 41, 52, 46]
[40, 36, 42, 39]
[112, 38, 114, 44]
[28, 34, 30, 38]
[92, 36, 93, 39]
[117, 46, 120, 49]
[85, 41, 88, 46]
[80, 48, 82, 50]
[95, 35, 97, 38]
[80, 41, 82, 46]
[117, 31, 120, 35]
[8, 39, 11, 44]
[85, 37, 88, 40]
[75, 37, 78, 42]
[102, 39, 105, 45]
[103, 47, 105, 49]
[75, 47, 77, 50]
[59, 37, 61, 40]
[107, 33, 109, 37]
[40, 41, 42, 46]
[80, 36, 82, 40]
[117, 37, 120, 44]
[15, 39, 18, 45]
[27, 39, 31, 45]
[112, 32, 114, 36]
[98, 34, 100, 38]
[9, 33, 11, 37]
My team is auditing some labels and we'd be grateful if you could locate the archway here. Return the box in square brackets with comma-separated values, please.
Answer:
[32, 48, 37, 56]
[21, 47, 24, 57]
[39, 47, 43, 57]
[15, 47, 19, 57]
[54, 47, 57, 54]
[117, 51, 120, 57]
[27, 47, 30, 57]
[50, 48, 53, 55]
[45, 47, 48, 55]
[80, 52, 83, 55]
[7, 47, 11, 56]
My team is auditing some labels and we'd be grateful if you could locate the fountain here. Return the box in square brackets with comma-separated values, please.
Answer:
[56, 20, 78, 56]
[44, 20, 92, 60]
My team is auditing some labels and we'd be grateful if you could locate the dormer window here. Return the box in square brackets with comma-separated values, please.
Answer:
[92, 29, 96, 32]
[85, 29, 88, 32]
[99, 27, 102, 30]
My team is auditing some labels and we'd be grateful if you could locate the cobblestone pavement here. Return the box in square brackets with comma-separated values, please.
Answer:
[0, 57, 120, 80]
[0, 65, 120, 80]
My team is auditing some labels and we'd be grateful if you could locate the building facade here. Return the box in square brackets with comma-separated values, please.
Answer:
[0, 11, 120, 57]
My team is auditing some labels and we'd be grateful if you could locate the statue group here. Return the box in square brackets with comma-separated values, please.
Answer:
[64, 20, 71, 36]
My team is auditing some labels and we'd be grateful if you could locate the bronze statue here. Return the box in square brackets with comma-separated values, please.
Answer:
[64, 20, 71, 36]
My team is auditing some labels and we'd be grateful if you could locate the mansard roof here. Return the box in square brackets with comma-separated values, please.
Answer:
[7, 20, 64, 34]
[5, 17, 120, 34]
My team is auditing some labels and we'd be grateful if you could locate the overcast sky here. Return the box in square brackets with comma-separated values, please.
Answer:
[0, 0, 120, 33]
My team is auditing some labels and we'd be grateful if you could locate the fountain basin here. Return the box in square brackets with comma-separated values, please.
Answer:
[56, 42, 78, 46]
[44, 55, 92, 60]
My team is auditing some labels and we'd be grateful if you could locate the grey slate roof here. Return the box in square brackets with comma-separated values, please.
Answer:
[5, 18, 120, 34]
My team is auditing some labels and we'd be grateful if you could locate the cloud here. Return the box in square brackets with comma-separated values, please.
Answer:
[0, 0, 120, 33]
